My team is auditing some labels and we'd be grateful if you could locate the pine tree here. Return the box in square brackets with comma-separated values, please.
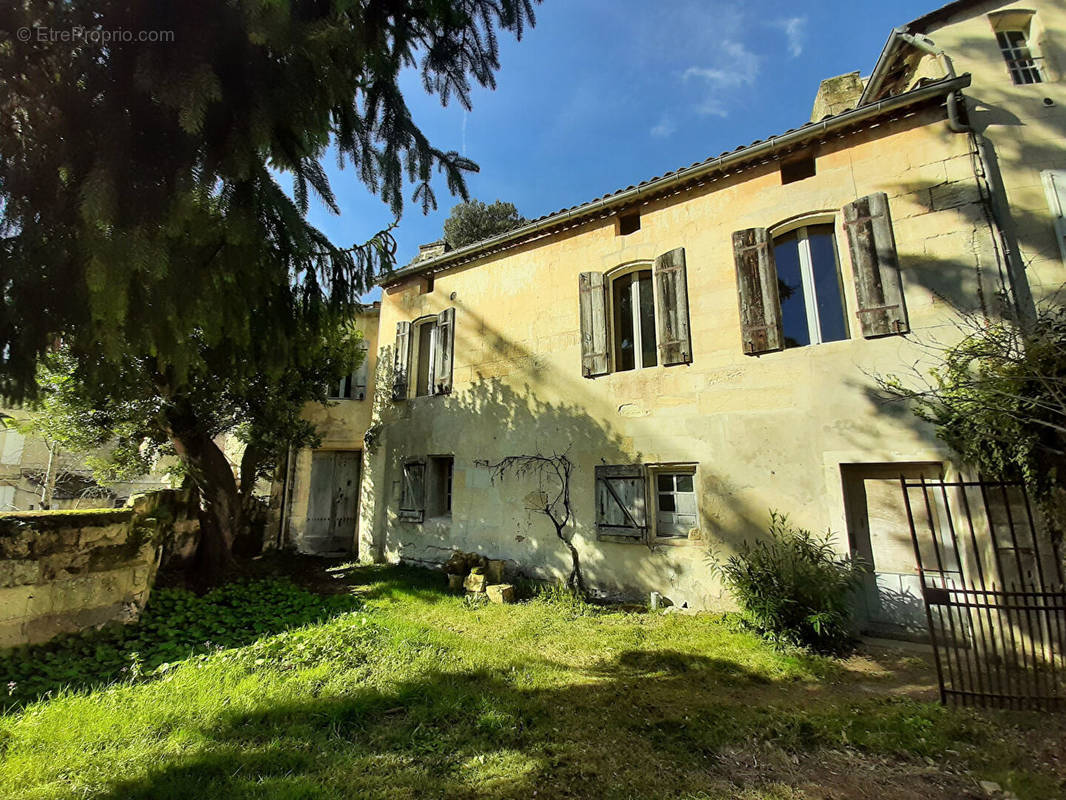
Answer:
[0, 0, 538, 574]
[443, 199, 527, 249]
[0, 0, 538, 399]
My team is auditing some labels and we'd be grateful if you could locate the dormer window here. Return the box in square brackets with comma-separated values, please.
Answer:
[989, 10, 1046, 85]
[997, 29, 1044, 84]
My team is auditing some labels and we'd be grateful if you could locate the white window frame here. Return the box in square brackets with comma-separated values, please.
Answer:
[1041, 169, 1066, 265]
[411, 317, 438, 398]
[649, 464, 699, 544]
[770, 218, 848, 347]
[606, 262, 657, 372]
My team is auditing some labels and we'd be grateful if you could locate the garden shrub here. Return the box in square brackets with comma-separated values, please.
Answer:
[710, 511, 867, 653]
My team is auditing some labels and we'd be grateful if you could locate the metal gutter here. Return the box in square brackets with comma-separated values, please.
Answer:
[383, 73, 971, 286]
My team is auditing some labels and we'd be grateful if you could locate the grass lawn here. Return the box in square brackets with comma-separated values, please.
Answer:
[1, 563, 1064, 800]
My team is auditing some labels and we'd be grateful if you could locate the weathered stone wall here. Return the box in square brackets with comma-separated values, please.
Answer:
[0, 489, 199, 649]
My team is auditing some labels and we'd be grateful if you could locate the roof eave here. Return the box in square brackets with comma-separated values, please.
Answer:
[381, 73, 971, 287]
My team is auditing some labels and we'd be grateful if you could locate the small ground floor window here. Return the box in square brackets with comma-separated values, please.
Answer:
[595, 463, 699, 544]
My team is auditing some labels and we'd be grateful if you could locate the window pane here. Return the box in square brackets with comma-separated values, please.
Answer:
[676, 493, 697, 515]
[613, 274, 636, 372]
[675, 474, 693, 492]
[638, 270, 657, 367]
[415, 322, 435, 396]
[807, 226, 848, 343]
[773, 232, 810, 348]
[658, 493, 675, 512]
[657, 474, 673, 492]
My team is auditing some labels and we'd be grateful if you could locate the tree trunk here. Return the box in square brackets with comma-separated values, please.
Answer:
[167, 425, 242, 582]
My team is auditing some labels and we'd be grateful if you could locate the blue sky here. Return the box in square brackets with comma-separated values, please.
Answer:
[306, 0, 939, 299]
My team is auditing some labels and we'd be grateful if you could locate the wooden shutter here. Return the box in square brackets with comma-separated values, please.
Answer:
[305, 452, 336, 548]
[595, 464, 647, 542]
[579, 272, 609, 377]
[434, 307, 455, 395]
[653, 247, 692, 365]
[1041, 170, 1066, 265]
[399, 461, 425, 522]
[843, 193, 909, 337]
[732, 228, 784, 354]
[392, 321, 411, 401]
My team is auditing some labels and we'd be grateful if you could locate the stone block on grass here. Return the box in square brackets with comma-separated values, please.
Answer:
[486, 584, 515, 604]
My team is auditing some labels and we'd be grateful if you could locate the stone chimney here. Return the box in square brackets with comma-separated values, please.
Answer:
[413, 239, 449, 263]
[810, 71, 865, 122]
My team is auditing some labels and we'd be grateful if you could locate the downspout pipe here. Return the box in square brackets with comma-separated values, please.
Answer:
[898, 32, 970, 133]
[899, 34, 1033, 321]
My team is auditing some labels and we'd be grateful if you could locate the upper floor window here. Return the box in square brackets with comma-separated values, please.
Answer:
[733, 193, 909, 356]
[772, 223, 848, 348]
[611, 268, 657, 371]
[578, 248, 692, 377]
[413, 318, 437, 397]
[997, 29, 1044, 84]
[327, 343, 369, 400]
[391, 308, 456, 401]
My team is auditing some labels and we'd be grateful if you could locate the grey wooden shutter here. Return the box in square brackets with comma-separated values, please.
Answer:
[398, 461, 425, 522]
[653, 247, 692, 365]
[434, 307, 455, 395]
[392, 321, 411, 401]
[843, 192, 909, 337]
[305, 452, 336, 549]
[732, 228, 784, 355]
[595, 464, 647, 542]
[579, 272, 609, 377]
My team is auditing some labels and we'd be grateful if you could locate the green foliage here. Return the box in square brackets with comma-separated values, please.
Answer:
[0, 0, 539, 400]
[0, 564, 1057, 800]
[710, 512, 867, 653]
[529, 583, 598, 617]
[880, 302, 1066, 503]
[0, 579, 359, 709]
[443, 199, 527, 249]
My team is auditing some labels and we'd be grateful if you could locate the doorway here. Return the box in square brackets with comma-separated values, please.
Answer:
[842, 462, 947, 640]
[305, 450, 361, 554]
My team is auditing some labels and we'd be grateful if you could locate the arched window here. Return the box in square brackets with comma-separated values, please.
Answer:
[771, 222, 848, 348]
[610, 266, 657, 371]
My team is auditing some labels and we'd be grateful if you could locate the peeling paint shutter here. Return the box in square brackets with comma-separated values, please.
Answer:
[399, 461, 425, 522]
[1041, 170, 1066, 265]
[843, 193, 909, 337]
[595, 464, 647, 541]
[434, 307, 455, 395]
[305, 451, 336, 548]
[393, 321, 411, 401]
[732, 228, 783, 355]
[653, 248, 692, 365]
[579, 272, 609, 377]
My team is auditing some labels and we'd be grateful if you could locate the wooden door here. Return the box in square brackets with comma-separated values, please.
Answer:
[842, 462, 946, 640]
[304, 450, 360, 554]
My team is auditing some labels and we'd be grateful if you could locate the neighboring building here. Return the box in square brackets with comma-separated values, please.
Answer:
[0, 417, 171, 510]
[280, 1, 1066, 631]
[274, 304, 380, 554]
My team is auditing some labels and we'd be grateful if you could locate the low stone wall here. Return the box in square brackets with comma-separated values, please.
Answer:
[0, 489, 199, 649]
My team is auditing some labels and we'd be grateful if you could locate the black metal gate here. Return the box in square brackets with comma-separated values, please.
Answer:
[902, 476, 1066, 710]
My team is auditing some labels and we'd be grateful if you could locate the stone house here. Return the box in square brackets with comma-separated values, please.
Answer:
[276, 0, 1066, 633]
[0, 416, 172, 512]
